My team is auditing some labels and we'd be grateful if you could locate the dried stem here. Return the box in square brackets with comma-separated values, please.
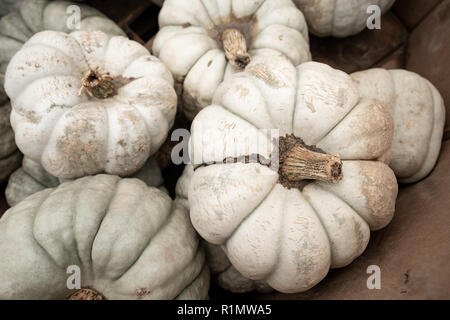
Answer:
[79, 67, 117, 99]
[68, 288, 105, 300]
[279, 135, 343, 184]
[222, 28, 251, 69]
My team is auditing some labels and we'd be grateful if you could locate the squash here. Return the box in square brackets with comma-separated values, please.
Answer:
[5, 30, 177, 179]
[293, 0, 396, 37]
[0, 99, 21, 182]
[176, 164, 273, 294]
[0, 174, 210, 300]
[187, 53, 398, 293]
[0, 0, 125, 90]
[0, 0, 125, 181]
[6, 156, 165, 207]
[153, 0, 311, 120]
[352, 69, 446, 183]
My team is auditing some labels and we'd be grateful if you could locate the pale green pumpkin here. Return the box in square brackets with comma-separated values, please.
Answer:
[0, 174, 210, 300]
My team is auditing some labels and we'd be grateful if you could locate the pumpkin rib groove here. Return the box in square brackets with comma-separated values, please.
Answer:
[111, 187, 172, 282]
[291, 65, 300, 134]
[158, 241, 203, 299]
[71, 182, 93, 281]
[212, 167, 278, 243]
[266, 185, 287, 280]
[234, 74, 276, 129]
[175, 261, 210, 299]
[112, 197, 175, 283]
[88, 177, 121, 278]
[246, 0, 269, 18]
[31, 189, 65, 271]
[224, 177, 279, 264]
[73, 177, 121, 282]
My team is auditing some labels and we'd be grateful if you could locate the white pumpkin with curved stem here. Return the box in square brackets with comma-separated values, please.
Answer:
[187, 53, 398, 294]
[6, 156, 166, 207]
[153, 0, 311, 120]
[5, 30, 177, 179]
[293, 0, 395, 37]
[0, 174, 210, 300]
[176, 164, 273, 294]
[351, 69, 446, 183]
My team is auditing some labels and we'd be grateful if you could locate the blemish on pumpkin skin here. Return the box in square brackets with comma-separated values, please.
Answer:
[235, 84, 249, 98]
[207, 60, 213, 67]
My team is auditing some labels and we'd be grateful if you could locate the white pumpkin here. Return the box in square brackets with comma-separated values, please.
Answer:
[0, 0, 124, 90]
[0, 99, 21, 182]
[187, 53, 398, 293]
[153, 0, 311, 120]
[176, 164, 273, 294]
[0, 174, 210, 300]
[5, 30, 177, 179]
[293, 0, 396, 37]
[6, 156, 165, 207]
[352, 69, 446, 183]
[0, 0, 125, 181]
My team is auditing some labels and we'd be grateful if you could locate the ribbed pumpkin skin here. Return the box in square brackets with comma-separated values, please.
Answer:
[176, 165, 273, 294]
[0, 175, 210, 300]
[5, 157, 165, 207]
[5, 30, 177, 179]
[187, 53, 398, 294]
[352, 68, 446, 183]
[0, 0, 125, 88]
[293, 0, 395, 37]
[153, 0, 311, 120]
[0, 0, 125, 182]
[151, 0, 395, 38]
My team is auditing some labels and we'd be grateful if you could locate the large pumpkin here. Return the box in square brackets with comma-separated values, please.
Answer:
[187, 53, 398, 293]
[6, 157, 165, 207]
[293, 0, 396, 37]
[0, 174, 210, 300]
[153, 0, 311, 120]
[5, 30, 177, 179]
[352, 69, 446, 183]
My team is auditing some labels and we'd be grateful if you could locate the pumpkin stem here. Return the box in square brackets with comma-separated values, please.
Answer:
[222, 28, 251, 69]
[79, 67, 117, 99]
[279, 135, 343, 184]
[68, 288, 105, 300]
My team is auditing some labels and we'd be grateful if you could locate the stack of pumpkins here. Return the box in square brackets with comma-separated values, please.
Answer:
[0, 0, 445, 299]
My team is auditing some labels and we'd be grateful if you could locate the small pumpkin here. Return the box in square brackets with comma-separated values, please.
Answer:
[352, 68, 446, 183]
[6, 156, 165, 207]
[0, 99, 21, 182]
[176, 164, 273, 294]
[153, 0, 311, 120]
[293, 0, 396, 37]
[0, 0, 125, 89]
[0, 174, 210, 300]
[187, 53, 398, 293]
[5, 30, 177, 179]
